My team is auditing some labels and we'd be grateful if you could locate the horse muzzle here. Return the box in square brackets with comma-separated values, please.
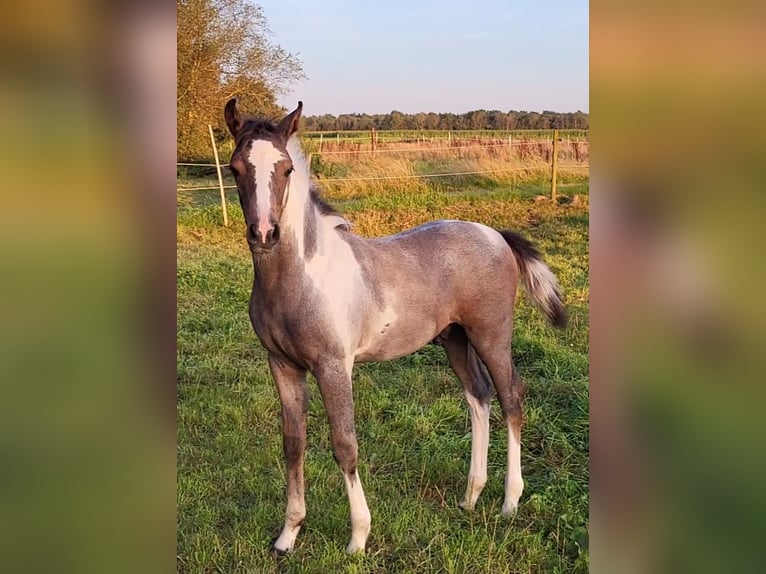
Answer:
[247, 222, 281, 252]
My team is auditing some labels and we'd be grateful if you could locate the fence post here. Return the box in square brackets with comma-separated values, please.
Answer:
[370, 127, 376, 152]
[550, 129, 559, 202]
[208, 124, 229, 227]
[319, 133, 324, 153]
[448, 131, 451, 146]
[307, 153, 313, 176]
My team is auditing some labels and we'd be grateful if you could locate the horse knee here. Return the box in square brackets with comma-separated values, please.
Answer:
[331, 432, 358, 475]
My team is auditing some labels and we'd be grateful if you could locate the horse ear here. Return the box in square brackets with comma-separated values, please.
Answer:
[277, 101, 303, 138]
[224, 98, 244, 136]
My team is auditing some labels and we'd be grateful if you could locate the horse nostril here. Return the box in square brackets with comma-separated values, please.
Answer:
[247, 224, 260, 244]
[271, 224, 280, 243]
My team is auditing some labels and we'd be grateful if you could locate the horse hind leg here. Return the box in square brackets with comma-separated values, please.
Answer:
[468, 332, 525, 516]
[441, 325, 492, 511]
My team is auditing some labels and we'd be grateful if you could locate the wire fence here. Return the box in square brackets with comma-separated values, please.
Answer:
[178, 127, 589, 224]
[309, 140, 568, 156]
[301, 128, 589, 144]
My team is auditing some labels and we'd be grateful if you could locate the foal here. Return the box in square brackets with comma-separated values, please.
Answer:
[224, 100, 567, 554]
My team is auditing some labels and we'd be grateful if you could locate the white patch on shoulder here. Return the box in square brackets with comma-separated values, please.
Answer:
[304, 219, 363, 353]
[471, 222, 508, 251]
[281, 134, 363, 353]
[248, 140, 286, 238]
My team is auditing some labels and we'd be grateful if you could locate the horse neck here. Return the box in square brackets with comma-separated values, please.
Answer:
[281, 136, 317, 260]
[252, 136, 318, 283]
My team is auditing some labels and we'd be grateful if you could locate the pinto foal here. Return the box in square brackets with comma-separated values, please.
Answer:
[224, 100, 567, 554]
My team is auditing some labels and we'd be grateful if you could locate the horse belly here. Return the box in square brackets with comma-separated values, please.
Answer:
[354, 308, 447, 363]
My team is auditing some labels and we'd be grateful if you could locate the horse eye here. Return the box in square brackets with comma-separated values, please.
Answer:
[285, 167, 294, 176]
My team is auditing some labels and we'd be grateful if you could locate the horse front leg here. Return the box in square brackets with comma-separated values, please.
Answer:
[314, 361, 371, 554]
[269, 354, 309, 555]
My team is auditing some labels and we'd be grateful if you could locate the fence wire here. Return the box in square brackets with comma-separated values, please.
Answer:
[177, 135, 589, 192]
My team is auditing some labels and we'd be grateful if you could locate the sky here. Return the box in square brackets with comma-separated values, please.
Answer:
[258, 0, 589, 116]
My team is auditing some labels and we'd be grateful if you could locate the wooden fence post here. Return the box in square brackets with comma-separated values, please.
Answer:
[370, 128, 376, 152]
[209, 124, 229, 227]
[319, 133, 324, 152]
[550, 129, 559, 202]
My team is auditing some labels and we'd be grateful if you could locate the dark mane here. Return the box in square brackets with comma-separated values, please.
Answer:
[309, 183, 350, 231]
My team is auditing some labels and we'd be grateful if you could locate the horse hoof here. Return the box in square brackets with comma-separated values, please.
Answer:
[458, 499, 475, 511]
[346, 542, 366, 555]
[501, 502, 518, 517]
[270, 536, 293, 556]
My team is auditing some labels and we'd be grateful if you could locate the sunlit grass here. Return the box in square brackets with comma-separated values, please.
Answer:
[177, 175, 589, 573]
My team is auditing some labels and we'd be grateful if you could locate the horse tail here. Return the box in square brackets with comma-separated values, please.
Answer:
[499, 230, 568, 328]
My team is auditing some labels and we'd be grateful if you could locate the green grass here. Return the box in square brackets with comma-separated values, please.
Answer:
[177, 180, 589, 573]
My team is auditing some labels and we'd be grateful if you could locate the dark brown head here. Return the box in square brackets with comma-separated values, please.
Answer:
[224, 99, 303, 253]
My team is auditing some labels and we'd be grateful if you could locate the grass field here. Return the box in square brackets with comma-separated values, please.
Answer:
[200, 130, 589, 166]
[177, 172, 589, 573]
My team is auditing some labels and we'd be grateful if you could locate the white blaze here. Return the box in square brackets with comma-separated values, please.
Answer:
[248, 140, 286, 240]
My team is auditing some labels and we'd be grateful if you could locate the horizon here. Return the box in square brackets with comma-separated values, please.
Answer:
[296, 107, 590, 117]
[259, 0, 589, 116]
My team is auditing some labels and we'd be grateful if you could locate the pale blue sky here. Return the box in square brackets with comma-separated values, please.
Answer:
[259, 0, 588, 116]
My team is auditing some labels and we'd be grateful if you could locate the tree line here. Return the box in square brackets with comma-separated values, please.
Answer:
[302, 110, 588, 132]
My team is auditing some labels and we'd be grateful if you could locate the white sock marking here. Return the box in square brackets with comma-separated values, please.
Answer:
[343, 472, 371, 554]
[502, 422, 524, 516]
[273, 504, 305, 553]
[460, 393, 490, 510]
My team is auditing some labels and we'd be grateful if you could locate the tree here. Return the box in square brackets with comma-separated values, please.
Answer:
[413, 112, 427, 130]
[385, 110, 406, 130]
[468, 110, 488, 130]
[177, 0, 304, 159]
[505, 111, 518, 130]
[487, 110, 505, 130]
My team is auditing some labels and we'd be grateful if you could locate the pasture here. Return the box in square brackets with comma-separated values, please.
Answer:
[177, 164, 589, 572]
